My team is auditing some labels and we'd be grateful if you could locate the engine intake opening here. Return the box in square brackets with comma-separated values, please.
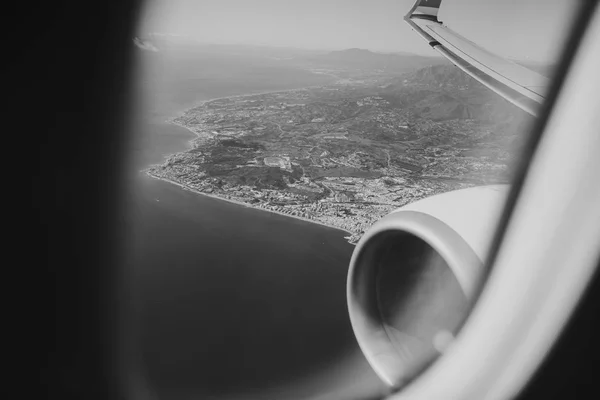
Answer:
[348, 211, 481, 389]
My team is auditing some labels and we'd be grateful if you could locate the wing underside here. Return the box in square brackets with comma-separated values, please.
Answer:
[404, 0, 550, 116]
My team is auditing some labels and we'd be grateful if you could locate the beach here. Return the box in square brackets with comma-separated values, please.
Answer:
[144, 89, 360, 241]
[146, 170, 354, 236]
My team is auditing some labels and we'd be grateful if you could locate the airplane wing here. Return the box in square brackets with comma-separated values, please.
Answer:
[404, 0, 550, 116]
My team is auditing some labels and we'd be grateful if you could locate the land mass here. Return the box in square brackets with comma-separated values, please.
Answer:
[146, 58, 532, 244]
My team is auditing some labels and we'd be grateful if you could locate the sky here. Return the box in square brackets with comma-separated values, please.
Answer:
[137, 0, 576, 63]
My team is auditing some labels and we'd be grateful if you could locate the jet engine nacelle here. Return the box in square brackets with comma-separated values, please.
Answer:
[347, 185, 509, 389]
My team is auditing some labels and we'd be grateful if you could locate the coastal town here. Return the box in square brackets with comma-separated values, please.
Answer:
[146, 64, 531, 243]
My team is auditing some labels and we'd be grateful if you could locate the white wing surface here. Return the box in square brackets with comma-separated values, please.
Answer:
[405, 0, 550, 116]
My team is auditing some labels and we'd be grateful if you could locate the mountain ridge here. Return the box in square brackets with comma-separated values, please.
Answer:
[306, 48, 447, 73]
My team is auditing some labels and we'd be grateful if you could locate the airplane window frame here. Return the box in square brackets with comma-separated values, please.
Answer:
[385, 1, 600, 398]
[37, 0, 599, 399]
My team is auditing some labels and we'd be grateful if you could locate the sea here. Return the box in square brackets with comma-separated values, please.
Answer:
[124, 48, 387, 400]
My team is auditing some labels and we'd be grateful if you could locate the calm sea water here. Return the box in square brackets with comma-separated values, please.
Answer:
[124, 49, 386, 400]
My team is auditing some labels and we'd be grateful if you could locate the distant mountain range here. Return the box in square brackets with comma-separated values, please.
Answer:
[131, 36, 538, 126]
[132, 36, 554, 80]
[131, 37, 445, 71]
[304, 48, 448, 73]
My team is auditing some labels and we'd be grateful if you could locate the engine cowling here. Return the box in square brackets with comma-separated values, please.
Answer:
[347, 185, 509, 389]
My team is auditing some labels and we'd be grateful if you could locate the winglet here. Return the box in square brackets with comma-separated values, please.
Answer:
[406, 0, 443, 22]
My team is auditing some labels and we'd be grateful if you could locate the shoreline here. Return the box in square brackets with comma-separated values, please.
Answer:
[144, 82, 363, 244]
[145, 171, 354, 238]
[142, 86, 330, 171]
[164, 87, 326, 146]
[168, 80, 337, 121]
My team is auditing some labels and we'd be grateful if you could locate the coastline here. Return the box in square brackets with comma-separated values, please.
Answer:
[142, 86, 327, 170]
[164, 87, 324, 145]
[144, 82, 364, 244]
[168, 82, 334, 121]
[145, 171, 354, 237]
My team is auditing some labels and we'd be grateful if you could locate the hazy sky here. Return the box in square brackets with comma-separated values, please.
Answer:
[138, 0, 575, 62]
